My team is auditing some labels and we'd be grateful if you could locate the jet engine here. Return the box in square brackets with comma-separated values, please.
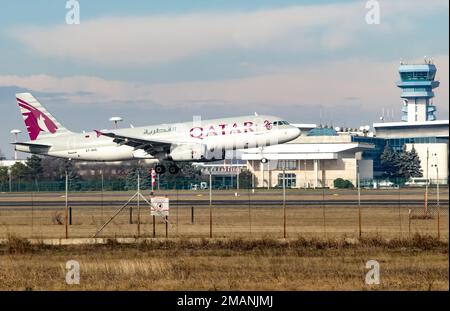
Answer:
[169, 143, 207, 161]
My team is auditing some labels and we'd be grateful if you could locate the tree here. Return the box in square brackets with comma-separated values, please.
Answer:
[398, 145, 423, 179]
[52, 159, 80, 182]
[0, 166, 9, 184]
[125, 164, 151, 190]
[0, 148, 5, 160]
[26, 155, 44, 180]
[10, 162, 29, 180]
[238, 169, 255, 189]
[333, 178, 354, 189]
[380, 144, 401, 179]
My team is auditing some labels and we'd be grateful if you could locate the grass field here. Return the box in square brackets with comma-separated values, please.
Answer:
[0, 235, 447, 291]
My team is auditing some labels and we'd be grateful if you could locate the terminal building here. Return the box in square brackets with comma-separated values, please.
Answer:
[238, 58, 449, 188]
[242, 128, 374, 188]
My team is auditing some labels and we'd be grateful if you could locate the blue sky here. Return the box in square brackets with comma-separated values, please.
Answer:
[0, 0, 448, 158]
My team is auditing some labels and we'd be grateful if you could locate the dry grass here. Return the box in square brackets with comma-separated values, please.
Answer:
[0, 235, 447, 291]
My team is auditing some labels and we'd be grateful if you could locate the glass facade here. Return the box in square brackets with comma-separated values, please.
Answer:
[307, 128, 338, 136]
[352, 136, 386, 175]
[385, 137, 448, 151]
[278, 173, 296, 188]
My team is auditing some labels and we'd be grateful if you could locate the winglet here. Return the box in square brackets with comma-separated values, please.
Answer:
[94, 130, 103, 138]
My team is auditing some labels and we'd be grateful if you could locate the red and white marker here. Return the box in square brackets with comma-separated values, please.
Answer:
[151, 168, 156, 195]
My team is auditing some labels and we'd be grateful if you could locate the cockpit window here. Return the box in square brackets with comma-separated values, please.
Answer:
[274, 120, 289, 126]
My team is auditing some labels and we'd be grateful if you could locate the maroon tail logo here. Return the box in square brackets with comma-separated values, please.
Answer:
[17, 98, 58, 140]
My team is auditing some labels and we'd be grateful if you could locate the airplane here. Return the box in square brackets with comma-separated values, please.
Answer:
[13, 93, 301, 174]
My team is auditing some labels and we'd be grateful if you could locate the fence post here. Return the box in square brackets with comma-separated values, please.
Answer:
[191, 206, 195, 224]
[408, 209, 412, 238]
[322, 187, 326, 238]
[153, 215, 156, 238]
[209, 172, 212, 238]
[357, 171, 361, 238]
[69, 207, 72, 225]
[65, 171, 69, 239]
[165, 216, 168, 238]
[398, 187, 402, 237]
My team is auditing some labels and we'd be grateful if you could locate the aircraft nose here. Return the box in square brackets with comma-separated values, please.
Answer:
[290, 126, 301, 139]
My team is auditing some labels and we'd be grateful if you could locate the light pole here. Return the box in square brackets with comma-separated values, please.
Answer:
[109, 116, 123, 129]
[357, 160, 362, 238]
[431, 153, 440, 239]
[10, 129, 21, 160]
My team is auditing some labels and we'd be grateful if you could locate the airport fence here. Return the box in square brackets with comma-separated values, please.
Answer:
[0, 179, 448, 241]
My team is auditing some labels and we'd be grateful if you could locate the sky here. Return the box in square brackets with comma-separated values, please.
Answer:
[0, 0, 448, 159]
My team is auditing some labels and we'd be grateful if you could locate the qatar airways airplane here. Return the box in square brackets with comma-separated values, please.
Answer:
[13, 93, 300, 174]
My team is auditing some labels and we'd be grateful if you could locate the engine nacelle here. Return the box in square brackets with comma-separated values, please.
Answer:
[169, 144, 207, 161]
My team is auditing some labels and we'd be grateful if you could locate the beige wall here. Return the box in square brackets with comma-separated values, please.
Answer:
[248, 157, 368, 189]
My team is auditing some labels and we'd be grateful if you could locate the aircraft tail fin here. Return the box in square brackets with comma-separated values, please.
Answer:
[16, 93, 72, 141]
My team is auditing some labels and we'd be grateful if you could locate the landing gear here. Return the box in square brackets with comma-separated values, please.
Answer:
[168, 165, 180, 175]
[154, 164, 166, 175]
[258, 147, 268, 164]
[154, 164, 180, 175]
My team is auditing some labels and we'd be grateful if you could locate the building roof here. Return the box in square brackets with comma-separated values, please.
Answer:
[241, 142, 373, 160]
[373, 120, 449, 129]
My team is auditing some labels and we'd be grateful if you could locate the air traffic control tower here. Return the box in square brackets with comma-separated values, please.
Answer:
[373, 58, 449, 183]
[397, 60, 440, 122]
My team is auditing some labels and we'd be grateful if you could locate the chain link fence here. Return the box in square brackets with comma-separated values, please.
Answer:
[0, 178, 448, 240]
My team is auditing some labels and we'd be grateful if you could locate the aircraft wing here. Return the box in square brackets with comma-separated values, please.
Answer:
[97, 131, 202, 156]
[97, 131, 172, 155]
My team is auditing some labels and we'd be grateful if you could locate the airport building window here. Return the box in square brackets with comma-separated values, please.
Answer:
[278, 173, 296, 188]
[277, 160, 297, 170]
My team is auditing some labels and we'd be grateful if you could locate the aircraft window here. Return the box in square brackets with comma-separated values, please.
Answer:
[273, 121, 279, 126]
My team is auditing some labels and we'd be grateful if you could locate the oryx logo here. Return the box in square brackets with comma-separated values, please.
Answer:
[17, 97, 58, 140]
[264, 120, 272, 130]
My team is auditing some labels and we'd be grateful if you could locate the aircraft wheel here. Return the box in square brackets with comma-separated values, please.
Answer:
[168, 165, 180, 175]
[154, 164, 166, 175]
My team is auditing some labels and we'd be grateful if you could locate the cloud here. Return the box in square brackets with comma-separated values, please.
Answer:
[1, 55, 447, 119]
[9, 0, 447, 66]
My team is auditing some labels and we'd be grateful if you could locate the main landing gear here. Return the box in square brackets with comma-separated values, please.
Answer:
[154, 164, 180, 175]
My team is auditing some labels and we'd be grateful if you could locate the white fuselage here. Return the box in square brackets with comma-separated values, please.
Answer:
[16, 115, 300, 162]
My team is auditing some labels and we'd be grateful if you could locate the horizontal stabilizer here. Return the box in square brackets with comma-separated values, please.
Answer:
[12, 142, 52, 148]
